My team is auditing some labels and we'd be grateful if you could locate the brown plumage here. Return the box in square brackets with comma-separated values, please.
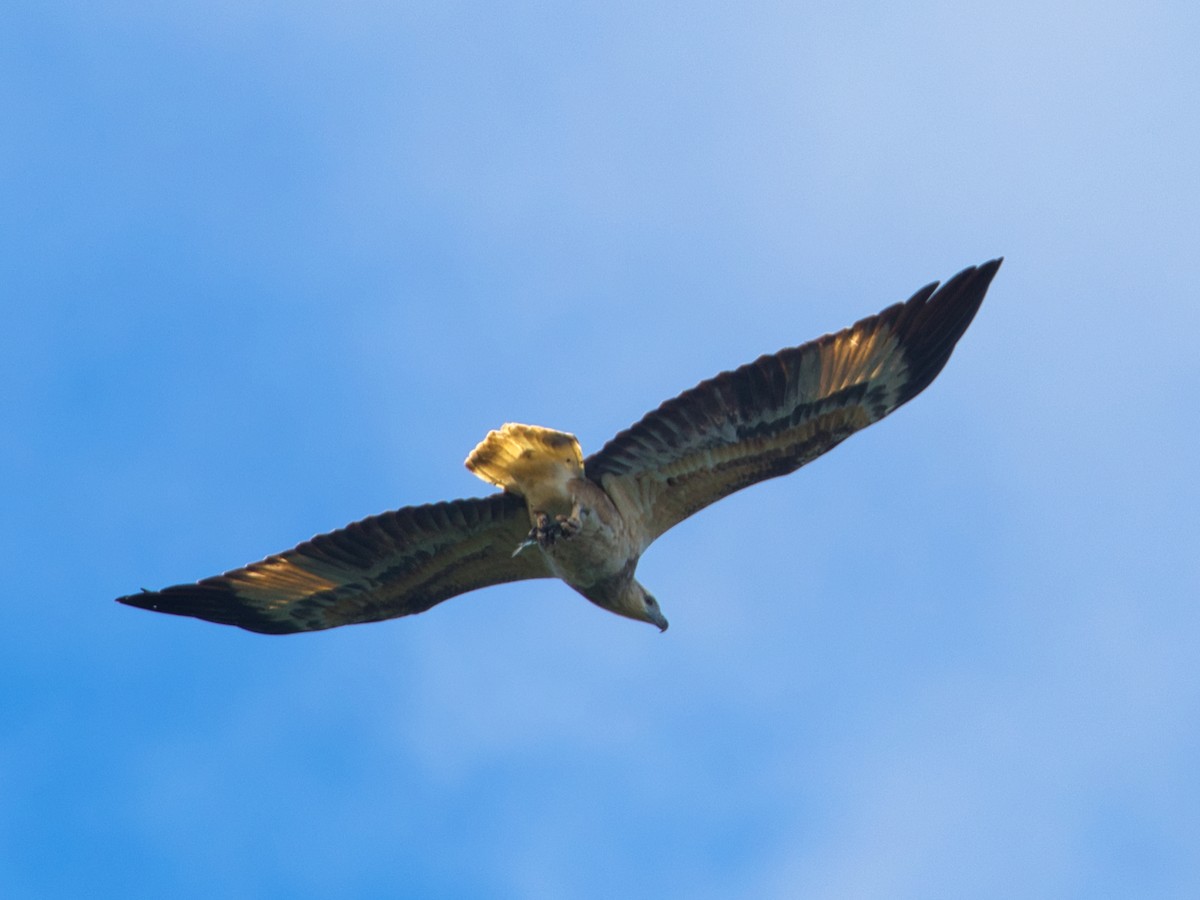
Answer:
[118, 259, 1001, 634]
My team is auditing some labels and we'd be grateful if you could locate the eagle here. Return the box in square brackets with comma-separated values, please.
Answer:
[118, 259, 1001, 634]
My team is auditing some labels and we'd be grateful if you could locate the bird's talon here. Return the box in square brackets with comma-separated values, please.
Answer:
[523, 510, 582, 549]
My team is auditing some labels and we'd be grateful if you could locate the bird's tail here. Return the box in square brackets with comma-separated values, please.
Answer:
[465, 423, 583, 497]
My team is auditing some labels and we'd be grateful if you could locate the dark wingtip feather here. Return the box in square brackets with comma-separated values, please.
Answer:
[891, 258, 1002, 406]
[116, 584, 303, 635]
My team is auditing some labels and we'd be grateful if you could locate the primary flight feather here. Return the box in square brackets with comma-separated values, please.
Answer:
[118, 259, 1001, 634]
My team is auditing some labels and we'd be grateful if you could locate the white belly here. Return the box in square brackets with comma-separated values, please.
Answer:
[535, 479, 637, 590]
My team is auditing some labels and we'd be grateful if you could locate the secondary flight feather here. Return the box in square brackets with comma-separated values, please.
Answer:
[117, 259, 1001, 633]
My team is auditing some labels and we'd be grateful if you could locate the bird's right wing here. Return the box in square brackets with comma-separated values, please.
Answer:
[586, 260, 1001, 547]
[117, 492, 550, 633]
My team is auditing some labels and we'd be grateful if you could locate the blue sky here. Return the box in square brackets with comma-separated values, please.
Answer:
[3, 2, 1198, 897]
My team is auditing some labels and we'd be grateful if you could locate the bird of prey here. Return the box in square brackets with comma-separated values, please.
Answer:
[118, 259, 1001, 634]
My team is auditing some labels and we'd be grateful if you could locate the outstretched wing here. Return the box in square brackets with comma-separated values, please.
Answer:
[117, 493, 550, 633]
[586, 259, 1001, 547]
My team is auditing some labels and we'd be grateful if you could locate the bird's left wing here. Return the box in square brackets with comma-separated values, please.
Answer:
[586, 260, 1001, 547]
[117, 492, 550, 633]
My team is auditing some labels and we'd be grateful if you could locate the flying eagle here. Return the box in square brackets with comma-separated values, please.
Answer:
[118, 259, 1001, 634]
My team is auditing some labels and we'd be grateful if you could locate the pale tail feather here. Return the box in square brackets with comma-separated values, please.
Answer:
[464, 423, 583, 498]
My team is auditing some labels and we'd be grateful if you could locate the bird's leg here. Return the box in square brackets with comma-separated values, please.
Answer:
[534, 512, 558, 546]
[513, 512, 555, 555]
[512, 510, 581, 556]
[555, 511, 582, 538]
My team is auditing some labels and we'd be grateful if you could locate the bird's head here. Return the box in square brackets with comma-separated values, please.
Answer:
[641, 589, 669, 632]
[624, 581, 669, 632]
[582, 573, 669, 632]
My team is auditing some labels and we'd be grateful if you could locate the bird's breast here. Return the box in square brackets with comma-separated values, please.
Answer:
[539, 479, 637, 590]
